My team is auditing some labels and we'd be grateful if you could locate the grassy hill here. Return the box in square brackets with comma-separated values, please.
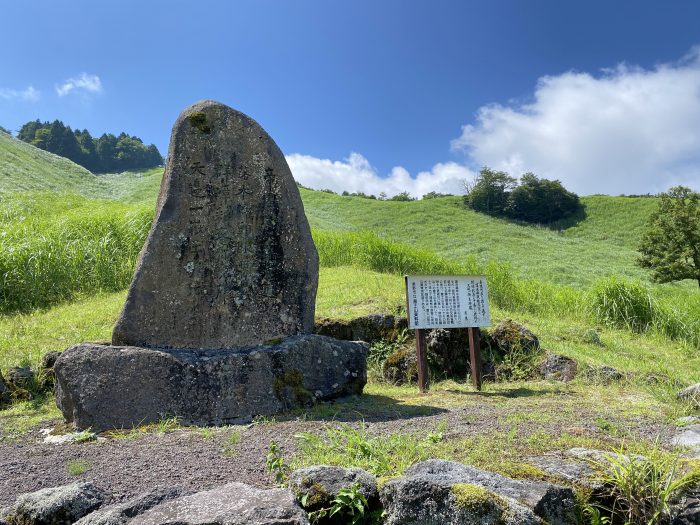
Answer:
[0, 135, 698, 376]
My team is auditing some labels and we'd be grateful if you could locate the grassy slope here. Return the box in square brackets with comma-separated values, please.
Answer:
[301, 190, 666, 288]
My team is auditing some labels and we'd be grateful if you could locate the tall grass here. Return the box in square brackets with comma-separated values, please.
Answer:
[0, 207, 151, 312]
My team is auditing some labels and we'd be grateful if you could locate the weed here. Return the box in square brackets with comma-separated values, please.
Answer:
[252, 414, 277, 426]
[73, 429, 97, 443]
[222, 430, 241, 457]
[66, 459, 91, 476]
[155, 416, 180, 434]
[586, 444, 700, 524]
[266, 440, 289, 485]
[304, 482, 379, 525]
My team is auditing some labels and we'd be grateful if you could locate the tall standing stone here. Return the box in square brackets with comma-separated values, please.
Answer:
[112, 100, 318, 349]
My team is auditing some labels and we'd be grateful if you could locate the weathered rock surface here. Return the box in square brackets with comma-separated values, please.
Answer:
[0, 371, 10, 407]
[6, 366, 34, 390]
[112, 100, 318, 349]
[314, 313, 407, 344]
[38, 351, 62, 391]
[381, 459, 575, 525]
[288, 466, 379, 512]
[671, 425, 700, 458]
[673, 487, 700, 525]
[55, 335, 367, 431]
[539, 353, 577, 382]
[129, 483, 309, 525]
[678, 383, 700, 407]
[585, 364, 625, 384]
[381, 346, 417, 385]
[488, 320, 539, 355]
[381, 469, 540, 524]
[75, 488, 189, 525]
[426, 328, 470, 379]
[2, 482, 104, 525]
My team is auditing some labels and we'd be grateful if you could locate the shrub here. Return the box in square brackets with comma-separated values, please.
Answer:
[591, 278, 655, 332]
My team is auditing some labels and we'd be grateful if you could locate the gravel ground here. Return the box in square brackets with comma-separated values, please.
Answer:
[0, 389, 679, 507]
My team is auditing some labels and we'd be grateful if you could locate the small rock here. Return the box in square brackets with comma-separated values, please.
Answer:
[671, 425, 700, 458]
[678, 383, 700, 407]
[75, 487, 190, 525]
[39, 428, 97, 445]
[288, 465, 378, 513]
[488, 320, 539, 355]
[381, 346, 417, 385]
[582, 329, 603, 346]
[381, 459, 575, 525]
[6, 367, 34, 390]
[38, 351, 62, 392]
[539, 353, 577, 382]
[3, 482, 105, 525]
[585, 364, 624, 384]
[129, 483, 308, 525]
[313, 318, 353, 340]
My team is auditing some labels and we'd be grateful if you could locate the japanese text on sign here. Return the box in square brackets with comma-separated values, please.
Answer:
[405, 275, 491, 329]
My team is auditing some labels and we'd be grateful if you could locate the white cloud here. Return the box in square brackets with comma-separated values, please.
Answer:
[452, 47, 700, 195]
[286, 152, 474, 198]
[0, 85, 40, 102]
[55, 73, 102, 97]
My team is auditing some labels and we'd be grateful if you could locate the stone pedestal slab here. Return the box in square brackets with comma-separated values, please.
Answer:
[55, 335, 366, 431]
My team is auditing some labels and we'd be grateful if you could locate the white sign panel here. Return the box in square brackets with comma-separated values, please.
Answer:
[405, 275, 491, 329]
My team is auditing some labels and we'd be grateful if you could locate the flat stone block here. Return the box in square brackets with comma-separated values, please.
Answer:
[55, 335, 367, 431]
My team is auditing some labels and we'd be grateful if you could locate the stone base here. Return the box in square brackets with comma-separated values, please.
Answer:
[54, 335, 367, 431]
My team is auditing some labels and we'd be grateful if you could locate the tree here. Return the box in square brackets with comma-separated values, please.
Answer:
[463, 167, 517, 215]
[389, 191, 414, 201]
[506, 173, 581, 223]
[637, 186, 700, 288]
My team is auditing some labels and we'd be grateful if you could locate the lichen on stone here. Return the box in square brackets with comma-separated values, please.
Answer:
[272, 369, 313, 406]
[451, 483, 506, 516]
[188, 111, 211, 134]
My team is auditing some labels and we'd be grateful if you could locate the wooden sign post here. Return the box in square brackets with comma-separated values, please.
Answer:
[405, 276, 491, 392]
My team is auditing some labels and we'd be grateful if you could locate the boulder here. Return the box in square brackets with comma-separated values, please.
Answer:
[673, 487, 700, 525]
[678, 383, 700, 407]
[582, 329, 603, 346]
[75, 487, 189, 525]
[129, 483, 309, 525]
[671, 425, 700, 458]
[288, 465, 379, 513]
[539, 353, 577, 382]
[380, 459, 575, 525]
[112, 100, 318, 349]
[2, 482, 104, 525]
[55, 335, 367, 431]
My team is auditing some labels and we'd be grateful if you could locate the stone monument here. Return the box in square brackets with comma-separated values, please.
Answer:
[54, 100, 367, 431]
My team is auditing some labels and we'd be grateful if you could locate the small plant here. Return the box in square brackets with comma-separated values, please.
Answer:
[222, 430, 241, 457]
[66, 458, 91, 476]
[304, 482, 378, 525]
[586, 445, 700, 524]
[155, 416, 181, 434]
[252, 414, 277, 426]
[266, 440, 289, 485]
[73, 429, 97, 443]
[427, 420, 447, 443]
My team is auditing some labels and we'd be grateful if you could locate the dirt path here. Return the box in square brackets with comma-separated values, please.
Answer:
[0, 385, 679, 507]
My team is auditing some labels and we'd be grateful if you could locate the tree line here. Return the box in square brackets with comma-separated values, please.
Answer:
[16, 120, 163, 173]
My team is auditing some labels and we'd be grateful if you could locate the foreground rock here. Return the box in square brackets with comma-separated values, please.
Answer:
[129, 483, 309, 525]
[2, 482, 104, 525]
[381, 460, 575, 525]
[113, 100, 318, 349]
[74, 488, 189, 525]
[55, 335, 366, 431]
[288, 466, 379, 513]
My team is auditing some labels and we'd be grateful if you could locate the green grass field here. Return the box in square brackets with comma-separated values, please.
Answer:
[0, 132, 698, 396]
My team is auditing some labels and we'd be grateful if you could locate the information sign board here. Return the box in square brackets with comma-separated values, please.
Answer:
[405, 275, 491, 330]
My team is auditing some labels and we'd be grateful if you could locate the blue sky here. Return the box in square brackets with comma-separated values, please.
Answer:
[2, 1, 700, 196]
